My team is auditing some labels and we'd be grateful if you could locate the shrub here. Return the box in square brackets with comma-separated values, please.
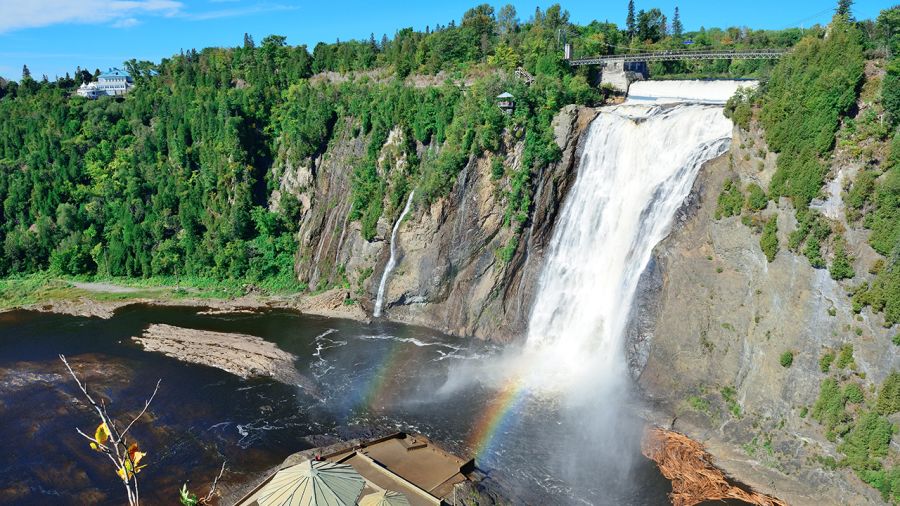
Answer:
[724, 88, 753, 131]
[780, 351, 794, 368]
[876, 372, 900, 416]
[715, 179, 744, 219]
[760, 217, 778, 262]
[844, 383, 865, 404]
[853, 258, 899, 326]
[721, 386, 742, 418]
[812, 378, 851, 439]
[838, 410, 893, 476]
[688, 395, 711, 414]
[804, 236, 825, 269]
[820, 351, 835, 372]
[490, 156, 505, 180]
[830, 237, 855, 280]
[746, 183, 768, 211]
[884, 59, 900, 128]
[836, 344, 855, 369]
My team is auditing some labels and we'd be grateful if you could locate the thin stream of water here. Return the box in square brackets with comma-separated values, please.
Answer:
[374, 191, 415, 317]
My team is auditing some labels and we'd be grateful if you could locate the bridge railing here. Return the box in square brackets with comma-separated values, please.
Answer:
[568, 49, 787, 66]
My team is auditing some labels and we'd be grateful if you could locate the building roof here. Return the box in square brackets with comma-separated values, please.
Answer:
[497, 92, 514, 99]
[98, 68, 131, 79]
[236, 433, 473, 506]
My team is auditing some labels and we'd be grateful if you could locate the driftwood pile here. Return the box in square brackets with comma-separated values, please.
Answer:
[642, 427, 788, 506]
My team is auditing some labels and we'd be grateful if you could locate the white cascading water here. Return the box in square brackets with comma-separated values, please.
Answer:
[373, 191, 415, 317]
[523, 81, 747, 392]
[436, 81, 751, 503]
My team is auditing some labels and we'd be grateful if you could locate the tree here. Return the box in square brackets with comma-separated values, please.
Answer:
[626, 0, 636, 38]
[243, 32, 255, 49]
[876, 6, 900, 58]
[637, 8, 667, 43]
[836, 0, 853, 18]
[498, 4, 518, 37]
[672, 7, 684, 37]
[21, 64, 31, 81]
[261, 34, 287, 49]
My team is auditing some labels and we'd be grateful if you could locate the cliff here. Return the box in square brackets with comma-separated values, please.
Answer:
[277, 105, 598, 341]
[277, 88, 896, 504]
[632, 120, 897, 505]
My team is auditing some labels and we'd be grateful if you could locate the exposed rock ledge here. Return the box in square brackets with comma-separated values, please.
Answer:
[14, 287, 368, 323]
[133, 324, 302, 385]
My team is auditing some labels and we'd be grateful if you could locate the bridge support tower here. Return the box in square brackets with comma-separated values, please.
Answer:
[599, 58, 648, 94]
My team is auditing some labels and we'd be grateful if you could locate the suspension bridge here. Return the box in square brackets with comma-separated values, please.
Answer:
[566, 48, 788, 66]
[561, 45, 788, 91]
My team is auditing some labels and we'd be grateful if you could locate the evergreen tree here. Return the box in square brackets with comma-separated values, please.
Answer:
[626, 0, 636, 38]
[243, 32, 255, 49]
[837, 0, 853, 18]
[672, 6, 684, 37]
[21, 64, 30, 81]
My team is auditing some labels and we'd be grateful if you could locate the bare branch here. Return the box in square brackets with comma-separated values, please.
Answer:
[59, 354, 161, 506]
[121, 379, 161, 437]
[202, 461, 227, 503]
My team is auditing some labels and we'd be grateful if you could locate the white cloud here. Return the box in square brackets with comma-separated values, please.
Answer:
[112, 17, 141, 28]
[184, 3, 297, 21]
[0, 0, 299, 33]
[0, 0, 183, 33]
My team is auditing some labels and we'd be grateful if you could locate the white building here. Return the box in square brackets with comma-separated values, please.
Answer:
[76, 68, 133, 98]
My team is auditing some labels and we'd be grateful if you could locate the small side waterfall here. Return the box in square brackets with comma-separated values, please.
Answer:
[373, 191, 415, 317]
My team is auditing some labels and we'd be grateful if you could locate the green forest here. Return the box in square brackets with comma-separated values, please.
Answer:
[0, 2, 896, 323]
[0, 3, 810, 291]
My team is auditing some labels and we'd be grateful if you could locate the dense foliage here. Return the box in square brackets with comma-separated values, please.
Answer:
[812, 368, 900, 502]
[0, 4, 612, 283]
[761, 15, 865, 207]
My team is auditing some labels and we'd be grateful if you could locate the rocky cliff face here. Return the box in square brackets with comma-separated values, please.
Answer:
[379, 106, 597, 340]
[277, 106, 597, 341]
[279, 99, 897, 503]
[632, 124, 898, 505]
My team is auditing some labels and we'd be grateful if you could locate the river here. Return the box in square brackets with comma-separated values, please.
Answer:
[0, 306, 671, 505]
[1, 80, 752, 506]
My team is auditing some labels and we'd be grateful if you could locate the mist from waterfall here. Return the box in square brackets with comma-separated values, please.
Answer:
[374, 191, 415, 317]
[439, 81, 745, 503]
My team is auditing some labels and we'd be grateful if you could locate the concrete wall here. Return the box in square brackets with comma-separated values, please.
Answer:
[600, 59, 649, 94]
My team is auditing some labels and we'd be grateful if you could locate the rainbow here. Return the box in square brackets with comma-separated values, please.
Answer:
[467, 376, 529, 460]
[357, 338, 419, 413]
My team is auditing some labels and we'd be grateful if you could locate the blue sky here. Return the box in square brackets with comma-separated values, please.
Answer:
[0, 0, 894, 80]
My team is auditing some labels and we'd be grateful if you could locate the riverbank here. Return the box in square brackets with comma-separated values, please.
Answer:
[0, 275, 369, 322]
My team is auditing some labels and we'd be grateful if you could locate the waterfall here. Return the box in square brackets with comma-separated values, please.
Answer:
[524, 91, 735, 391]
[373, 191, 415, 318]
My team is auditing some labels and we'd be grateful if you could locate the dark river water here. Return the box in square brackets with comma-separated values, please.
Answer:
[0, 305, 673, 505]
